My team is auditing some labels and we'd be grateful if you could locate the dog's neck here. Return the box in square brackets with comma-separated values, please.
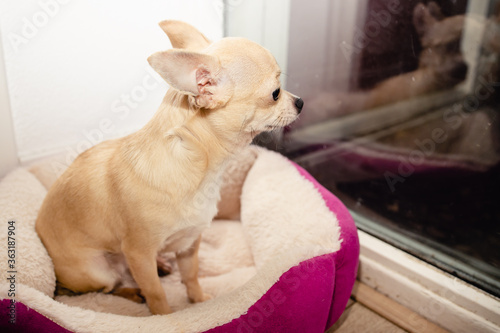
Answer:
[121, 89, 251, 192]
[156, 89, 253, 160]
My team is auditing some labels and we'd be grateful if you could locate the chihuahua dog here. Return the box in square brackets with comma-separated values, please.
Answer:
[35, 20, 303, 315]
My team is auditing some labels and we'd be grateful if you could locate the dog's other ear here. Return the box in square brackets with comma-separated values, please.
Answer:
[494, 1, 500, 22]
[427, 2, 445, 21]
[159, 20, 211, 51]
[413, 3, 437, 37]
[148, 50, 232, 109]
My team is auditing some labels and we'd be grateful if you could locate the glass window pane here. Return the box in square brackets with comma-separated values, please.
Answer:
[255, 0, 500, 297]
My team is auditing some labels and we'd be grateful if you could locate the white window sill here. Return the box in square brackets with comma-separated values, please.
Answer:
[357, 230, 500, 333]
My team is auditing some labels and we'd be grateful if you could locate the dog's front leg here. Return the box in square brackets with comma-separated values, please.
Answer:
[176, 235, 211, 303]
[123, 241, 172, 315]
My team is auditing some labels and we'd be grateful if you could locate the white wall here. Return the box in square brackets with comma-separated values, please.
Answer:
[286, 0, 364, 98]
[225, 0, 290, 87]
[0, 0, 223, 168]
[0, 24, 18, 178]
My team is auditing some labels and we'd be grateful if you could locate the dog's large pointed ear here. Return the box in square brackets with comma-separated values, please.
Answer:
[159, 20, 211, 51]
[148, 50, 232, 109]
[413, 3, 437, 37]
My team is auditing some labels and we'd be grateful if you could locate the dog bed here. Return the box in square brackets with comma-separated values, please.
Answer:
[0, 146, 359, 333]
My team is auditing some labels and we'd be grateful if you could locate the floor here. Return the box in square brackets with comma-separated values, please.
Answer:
[326, 281, 449, 333]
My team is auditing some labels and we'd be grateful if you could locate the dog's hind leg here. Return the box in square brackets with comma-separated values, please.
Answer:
[54, 249, 120, 296]
[156, 255, 173, 277]
[110, 287, 145, 303]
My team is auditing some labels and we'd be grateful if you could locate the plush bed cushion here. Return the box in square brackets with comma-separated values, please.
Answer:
[0, 146, 358, 332]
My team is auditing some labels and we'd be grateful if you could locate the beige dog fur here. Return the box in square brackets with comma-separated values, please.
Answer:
[35, 20, 303, 315]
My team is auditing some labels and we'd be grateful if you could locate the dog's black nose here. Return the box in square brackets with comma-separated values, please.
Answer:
[295, 98, 304, 113]
[452, 61, 468, 80]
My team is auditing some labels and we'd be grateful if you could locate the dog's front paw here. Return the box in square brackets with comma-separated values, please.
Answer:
[189, 292, 212, 303]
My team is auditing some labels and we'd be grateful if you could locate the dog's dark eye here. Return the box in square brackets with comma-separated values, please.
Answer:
[272, 88, 280, 101]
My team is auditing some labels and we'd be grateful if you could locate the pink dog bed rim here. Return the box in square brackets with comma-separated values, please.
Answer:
[0, 162, 359, 333]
